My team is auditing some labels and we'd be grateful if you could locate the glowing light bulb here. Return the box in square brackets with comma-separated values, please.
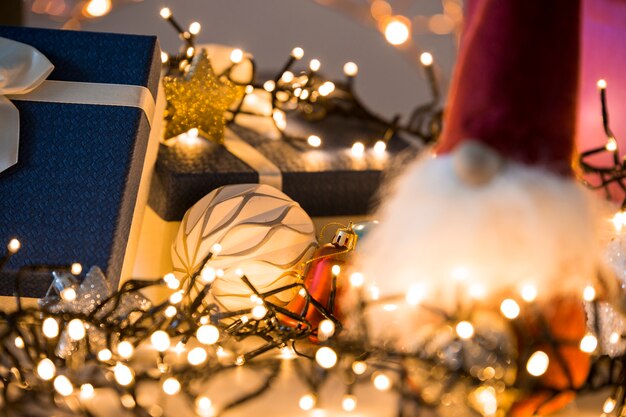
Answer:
[7, 238, 21, 253]
[597, 79, 607, 89]
[160, 7, 172, 19]
[252, 305, 268, 320]
[169, 291, 183, 304]
[318, 320, 335, 339]
[98, 349, 112, 362]
[85, 0, 111, 17]
[263, 80, 276, 92]
[583, 285, 596, 302]
[406, 283, 426, 305]
[384, 18, 410, 45]
[291, 47, 304, 59]
[343, 62, 358, 77]
[500, 299, 520, 319]
[189, 22, 201, 35]
[309, 59, 321, 72]
[235, 355, 245, 366]
[196, 396, 214, 417]
[188, 347, 208, 366]
[117, 341, 134, 359]
[526, 351, 549, 376]
[520, 284, 538, 302]
[280, 346, 297, 359]
[611, 332, 621, 344]
[245, 85, 254, 94]
[331, 265, 341, 276]
[456, 321, 474, 339]
[60, 287, 76, 301]
[14, 336, 24, 348]
[580, 333, 598, 353]
[352, 361, 367, 375]
[351, 142, 365, 157]
[299, 393, 316, 411]
[273, 109, 287, 130]
[316, 347, 338, 369]
[70, 263, 82, 275]
[604, 397, 617, 414]
[197, 325, 220, 345]
[198, 266, 216, 284]
[68, 319, 86, 341]
[300, 89, 310, 100]
[165, 305, 177, 318]
[373, 140, 387, 156]
[606, 137, 618, 152]
[186, 47, 195, 58]
[342, 395, 357, 412]
[164, 273, 180, 290]
[230, 49, 244, 64]
[419, 52, 434, 66]
[281, 71, 294, 83]
[54, 375, 73, 396]
[80, 384, 95, 401]
[162, 377, 181, 395]
[307, 135, 322, 147]
[349, 272, 364, 287]
[121, 394, 135, 408]
[612, 211, 626, 233]
[318, 81, 335, 97]
[42, 317, 59, 338]
[150, 330, 171, 352]
[114, 362, 134, 386]
[373, 373, 391, 391]
[37, 358, 56, 380]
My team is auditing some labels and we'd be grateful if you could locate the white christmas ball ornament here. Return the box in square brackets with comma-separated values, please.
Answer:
[172, 184, 317, 311]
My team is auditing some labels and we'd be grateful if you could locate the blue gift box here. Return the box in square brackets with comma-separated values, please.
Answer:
[0, 26, 161, 297]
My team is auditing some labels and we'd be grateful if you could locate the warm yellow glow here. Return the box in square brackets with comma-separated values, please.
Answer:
[161, 52, 169, 64]
[120, 394, 135, 408]
[318, 81, 335, 97]
[520, 284, 538, 302]
[456, 321, 474, 339]
[606, 137, 618, 152]
[611, 332, 620, 344]
[114, 362, 134, 386]
[68, 319, 86, 341]
[165, 305, 177, 318]
[245, 85, 254, 94]
[272, 109, 287, 130]
[307, 135, 322, 147]
[80, 384, 95, 401]
[299, 393, 317, 411]
[163, 377, 181, 395]
[352, 361, 367, 375]
[280, 346, 297, 359]
[14, 336, 24, 348]
[500, 299, 520, 319]
[291, 47, 304, 60]
[252, 305, 268, 320]
[230, 49, 244, 64]
[281, 71, 295, 83]
[350, 272, 364, 287]
[342, 395, 357, 412]
[384, 18, 410, 45]
[527, 351, 549, 376]
[71, 263, 82, 275]
[7, 238, 21, 253]
[235, 355, 245, 366]
[580, 333, 598, 353]
[331, 264, 341, 276]
[612, 211, 626, 233]
[406, 283, 426, 305]
[189, 22, 201, 35]
[300, 89, 310, 100]
[169, 291, 183, 304]
[315, 347, 338, 369]
[211, 243, 223, 255]
[186, 47, 195, 58]
[318, 320, 335, 339]
[37, 358, 56, 381]
[117, 341, 134, 359]
[604, 397, 617, 414]
[60, 287, 76, 301]
[164, 273, 180, 290]
[420, 52, 434, 66]
[309, 59, 321, 72]
[473, 386, 497, 416]
[597, 79, 607, 89]
[188, 347, 208, 365]
[85, 0, 111, 17]
[468, 283, 486, 299]
[54, 375, 74, 396]
[160, 7, 172, 19]
[583, 285, 596, 302]
[383, 304, 397, 311]
[150, 330, 171, 352]
[351, 142, 365, 157]
[373, 373, 391, 391]
[98, 349, 112, 362]
[196, 396, 215, 417]
[197, 324, 220, 345]
[373, 140, 387, 155]
[43, 317, 59, 339]
[343, 62, 358, 77]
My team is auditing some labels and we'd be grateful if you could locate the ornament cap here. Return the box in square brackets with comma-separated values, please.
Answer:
[331, 223, 358, 251]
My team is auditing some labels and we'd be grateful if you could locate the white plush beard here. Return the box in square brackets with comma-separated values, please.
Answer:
[356, 150, 612, 314]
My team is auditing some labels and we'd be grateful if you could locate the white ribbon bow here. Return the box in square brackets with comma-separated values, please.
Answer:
[0, 37, 54, 174]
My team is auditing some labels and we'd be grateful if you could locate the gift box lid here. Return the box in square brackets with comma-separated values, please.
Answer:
[0, 26, 161, 297]
[149, 114, 419, 221]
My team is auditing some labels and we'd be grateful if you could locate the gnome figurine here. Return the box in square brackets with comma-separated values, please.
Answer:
[357, 0, 611, 415]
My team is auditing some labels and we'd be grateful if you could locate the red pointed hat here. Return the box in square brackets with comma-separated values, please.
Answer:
[437, 0, 581, 176]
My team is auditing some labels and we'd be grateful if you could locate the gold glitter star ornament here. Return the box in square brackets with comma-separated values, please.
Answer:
[162, 49, 241, 142]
